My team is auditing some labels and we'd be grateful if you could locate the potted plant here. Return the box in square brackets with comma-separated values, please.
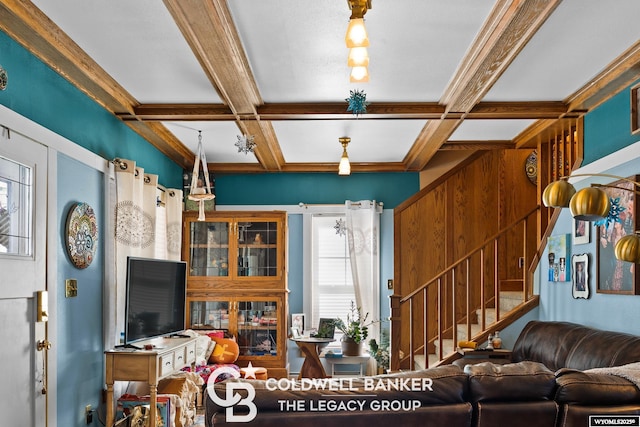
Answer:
[369, 329, 390, 374]
[334, 301, 378, 356]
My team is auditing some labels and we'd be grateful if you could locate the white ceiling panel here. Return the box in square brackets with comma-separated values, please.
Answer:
[450, 119, 536, 141]
[274, 119, 424, 163]
[485, 0, 640, 101]
[32, 0, 221, 103]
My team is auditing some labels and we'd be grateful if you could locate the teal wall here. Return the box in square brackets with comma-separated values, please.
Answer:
[583, 81, 640, 166]
[216, 172, 418, 208]
[57, 154, 104, 427]
[0, 31, 182, 187]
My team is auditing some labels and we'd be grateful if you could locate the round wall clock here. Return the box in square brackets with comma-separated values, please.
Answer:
[65, 202, 98, 269]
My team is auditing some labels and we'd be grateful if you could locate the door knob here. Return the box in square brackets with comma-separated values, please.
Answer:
[36, 339, 52, 351]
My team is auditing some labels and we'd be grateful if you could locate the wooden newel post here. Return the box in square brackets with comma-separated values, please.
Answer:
[389, 294, 402, 372]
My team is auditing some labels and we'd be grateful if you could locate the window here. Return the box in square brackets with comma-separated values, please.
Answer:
[0, 155, 33, 256]
[309, 214, 355, 341]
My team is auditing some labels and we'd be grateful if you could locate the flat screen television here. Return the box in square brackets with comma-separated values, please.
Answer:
[124, 256, 187, 345]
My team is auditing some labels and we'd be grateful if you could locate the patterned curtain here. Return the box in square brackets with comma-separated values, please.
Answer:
[104, 158, 182, 350]
[345, 200, 381, 374]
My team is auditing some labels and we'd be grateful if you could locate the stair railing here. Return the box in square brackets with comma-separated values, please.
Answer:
[390, 206, 539, 370]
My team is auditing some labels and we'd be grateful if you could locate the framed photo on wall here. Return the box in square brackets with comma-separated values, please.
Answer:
[547, 234, 570, 282]
[632, 82, 640, 135]
[596, 175, 640, 294]
[572, 253, 589, 299]
[573, 219, 590, 245]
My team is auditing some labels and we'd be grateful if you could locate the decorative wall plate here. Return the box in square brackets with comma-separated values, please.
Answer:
[0, 65, 7, 91]
[65, 202, 98, 269]
[525, 150, 538, 185]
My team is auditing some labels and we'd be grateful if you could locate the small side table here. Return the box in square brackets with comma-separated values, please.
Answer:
[456, 347, 512, 364]
[291, 338, 334, 379]
[325, 355, 369, 377]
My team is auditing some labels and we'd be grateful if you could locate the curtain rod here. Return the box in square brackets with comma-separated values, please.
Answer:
[111, 158, 176, 196]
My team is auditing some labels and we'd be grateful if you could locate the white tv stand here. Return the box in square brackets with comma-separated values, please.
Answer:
[105, 336, 197, 427]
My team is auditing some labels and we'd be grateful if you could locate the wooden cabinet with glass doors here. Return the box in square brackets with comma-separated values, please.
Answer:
[182, 211, 289, 377]
[186, 293, 288, 377]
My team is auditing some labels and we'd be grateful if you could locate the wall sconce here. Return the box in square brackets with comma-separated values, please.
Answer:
[338, 137, 351, 176]
[542, 173, 640, 262]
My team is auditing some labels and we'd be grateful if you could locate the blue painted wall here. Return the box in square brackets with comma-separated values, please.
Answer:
[533, 80, 640, 337]
[0, 30, 183, 426]
[56, 154, 104, 427]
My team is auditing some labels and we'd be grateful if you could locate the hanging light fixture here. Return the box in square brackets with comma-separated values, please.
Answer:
[188, 131, 215, 221]
[346, 0, 372, 82]
[347, 47, 369, 67]
[345, 18, 369, 48]
[350, 66, 370, 83]
[338, 137, 351, 176]
[542, 173, 640, 263]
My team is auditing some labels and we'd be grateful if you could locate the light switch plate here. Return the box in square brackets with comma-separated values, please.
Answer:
[65, 279, 78, 298]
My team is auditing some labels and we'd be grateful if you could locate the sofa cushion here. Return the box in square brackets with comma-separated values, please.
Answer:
[512, 321, 640, 371]
[555, 368, 640, 405]
[464, 361, 555, 402]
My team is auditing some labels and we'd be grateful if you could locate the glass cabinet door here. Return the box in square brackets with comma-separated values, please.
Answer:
[188, 220, 230, 277]
[235, 300, 279, 357]
[188, 300, 231, 331]
[236, 221, 278, 277]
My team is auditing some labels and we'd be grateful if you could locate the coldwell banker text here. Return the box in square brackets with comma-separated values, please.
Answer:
[278, 399, 422, 412]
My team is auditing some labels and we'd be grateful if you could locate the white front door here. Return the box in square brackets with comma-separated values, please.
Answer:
[0, 130, 48, 427]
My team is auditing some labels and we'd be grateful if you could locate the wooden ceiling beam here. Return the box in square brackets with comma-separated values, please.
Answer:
[405, 0, 562, 171]
[163, 0, 283, 171]
[117, 101, 568, 121]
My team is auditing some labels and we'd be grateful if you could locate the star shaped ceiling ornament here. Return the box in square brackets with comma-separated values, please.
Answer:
[594, 197, 625, 229]
[334, 218, 347, 236]
[235, 134, 257, 154]
[345, 89, 370, 116]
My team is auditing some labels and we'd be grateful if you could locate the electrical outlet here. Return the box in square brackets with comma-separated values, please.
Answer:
[65, 279, 78, 298]
[85, 404, 93, 424]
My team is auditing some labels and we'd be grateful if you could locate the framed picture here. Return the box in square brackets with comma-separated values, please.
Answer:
[573, 219, 590, 245]
[291, 313, 305, 333]
[314, 318, 336, 339]
[547, 234, 570, 282]
[572, 253, 589, 299]
[632, 82, 640, 135]
[597, 175, 640, 294]
[290, 327, 301, 339]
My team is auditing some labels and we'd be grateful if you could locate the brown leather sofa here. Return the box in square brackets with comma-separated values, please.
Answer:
[205, 321, 640, 426]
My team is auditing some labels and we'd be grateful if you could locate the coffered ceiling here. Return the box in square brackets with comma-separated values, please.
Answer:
[2, 0, 640, 174]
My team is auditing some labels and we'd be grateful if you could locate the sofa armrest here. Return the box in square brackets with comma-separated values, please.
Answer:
[464, 361, 555, 403]
[554, 368, 640, 405]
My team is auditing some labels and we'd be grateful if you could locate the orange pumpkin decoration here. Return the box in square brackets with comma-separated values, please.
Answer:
[209, 336, 240, 364]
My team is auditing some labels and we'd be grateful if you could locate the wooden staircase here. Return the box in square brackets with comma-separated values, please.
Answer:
[390, 207, 541, 371]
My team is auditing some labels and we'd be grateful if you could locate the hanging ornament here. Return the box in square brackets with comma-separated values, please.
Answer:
[235, 134, 257, 154]
[594, 197, 625, 230]
[188, 131, 215, 221]
[346, 89, 370, 116]
[334, 218, 347, 236]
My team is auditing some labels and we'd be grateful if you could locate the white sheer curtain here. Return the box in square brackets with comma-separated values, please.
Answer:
[345, 200, 381, 373]
[103, 158, 182, 350]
